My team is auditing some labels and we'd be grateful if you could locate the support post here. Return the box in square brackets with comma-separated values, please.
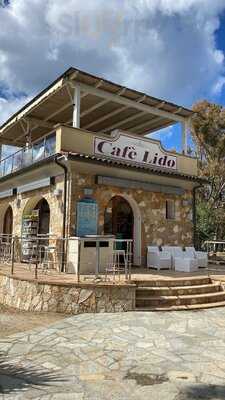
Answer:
[182, 120, 189, 155]
[72, 85, 81, 128]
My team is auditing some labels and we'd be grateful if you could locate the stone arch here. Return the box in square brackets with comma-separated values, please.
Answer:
[0, 203, 13, 234]
[3, 205, 13, 236]
[22, 196, 50, 235]
[103, 193, 142, 266]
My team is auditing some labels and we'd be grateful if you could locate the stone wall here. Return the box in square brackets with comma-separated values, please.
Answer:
[69, 170, 194, 265]
[0, 165, 194, 267]
[0, 175, 64, 237]
[0, 274, 135, 313]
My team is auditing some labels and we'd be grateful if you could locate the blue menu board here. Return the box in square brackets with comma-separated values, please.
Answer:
[76, 198, 98, 237]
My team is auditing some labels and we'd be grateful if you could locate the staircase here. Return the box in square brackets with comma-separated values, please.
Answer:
[134, 276, 225, 311]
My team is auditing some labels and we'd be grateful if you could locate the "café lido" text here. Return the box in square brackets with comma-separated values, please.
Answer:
[94, 134, 177, 170]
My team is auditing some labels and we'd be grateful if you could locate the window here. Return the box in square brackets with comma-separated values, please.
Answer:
[166, 200, 175, 220]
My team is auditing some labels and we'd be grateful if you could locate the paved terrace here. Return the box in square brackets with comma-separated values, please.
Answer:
[1, 309, 225, 399]
[1, 263, 225, 285]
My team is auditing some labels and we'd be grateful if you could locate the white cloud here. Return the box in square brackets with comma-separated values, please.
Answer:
[212, 76, 225, 94]
[0, 0, 225, 126]
[0, 95, 31, 125]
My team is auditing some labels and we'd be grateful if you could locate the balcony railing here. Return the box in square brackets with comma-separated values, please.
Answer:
[0, 133, 56, 177]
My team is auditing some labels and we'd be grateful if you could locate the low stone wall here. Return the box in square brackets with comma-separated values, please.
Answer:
[0, 274, 136, 314]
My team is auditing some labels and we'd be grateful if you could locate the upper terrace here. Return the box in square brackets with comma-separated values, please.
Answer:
[0, 67, 196, 181]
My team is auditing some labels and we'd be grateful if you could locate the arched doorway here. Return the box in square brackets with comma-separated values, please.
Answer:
[3, 206, 13, 236]
[34, 198, 50, 235]
[104, 194, 142, 265]
[21, 197, 50, 262]
[104, 196, 134, 240]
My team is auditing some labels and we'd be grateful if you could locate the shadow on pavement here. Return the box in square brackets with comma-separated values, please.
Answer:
[178, 384, 225, 399]
[0, 352, 65, 394]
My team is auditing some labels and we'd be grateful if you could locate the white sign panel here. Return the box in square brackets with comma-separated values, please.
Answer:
[94, 133, 177, 170]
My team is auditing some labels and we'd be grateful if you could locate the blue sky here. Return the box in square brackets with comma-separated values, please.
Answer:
[1, 0, 225, 156]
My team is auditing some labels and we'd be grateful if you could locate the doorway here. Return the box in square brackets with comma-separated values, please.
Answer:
[3, 206, 13, 236]
[34, 198, 50, 235]
[104, 196, 134, 240]
[104, 194, 142, 266]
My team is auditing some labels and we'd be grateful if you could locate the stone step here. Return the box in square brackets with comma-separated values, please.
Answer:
[136, 291, 225, 308]
[136, 283, 222, 297]
[133, 276, 211, 287]
[136, 300, 225, 312]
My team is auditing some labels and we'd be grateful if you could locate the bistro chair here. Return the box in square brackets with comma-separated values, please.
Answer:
[40, 244, 57, 273]
[105, 243, 128, 281]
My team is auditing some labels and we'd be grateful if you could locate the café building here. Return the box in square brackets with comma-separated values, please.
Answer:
[0, 67, 205, 267]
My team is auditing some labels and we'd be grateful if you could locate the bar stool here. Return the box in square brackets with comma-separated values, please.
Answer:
[2, 241, 11, 264]
[105, 249, 127, 281]
[28, 243, 38, 271]
[41, 245, 57, 273]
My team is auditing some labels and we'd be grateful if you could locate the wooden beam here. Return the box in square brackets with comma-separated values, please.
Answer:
[140, 120, 174, 136]
[70, 81, 186, 122]
[130, 116, 163, 133]
[81, 98, 109, 118]
[102, 111, 145, 133]
[26, 116, 54, 129]
[84, 105, 128, 129]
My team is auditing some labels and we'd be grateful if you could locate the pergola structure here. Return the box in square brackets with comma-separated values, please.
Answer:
[0, 67, 193, 153]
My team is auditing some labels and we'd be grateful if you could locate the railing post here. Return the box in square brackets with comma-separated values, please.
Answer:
[77, 239, 81, 283]
[96, 239, 100, 278]
[34, 241, 38, 279]
[11, 238, 15, 275]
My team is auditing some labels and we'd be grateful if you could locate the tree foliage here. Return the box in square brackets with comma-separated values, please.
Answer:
[191, 100, 225, 242]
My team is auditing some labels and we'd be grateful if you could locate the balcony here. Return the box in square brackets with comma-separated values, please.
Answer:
[0, 133, 56, 177]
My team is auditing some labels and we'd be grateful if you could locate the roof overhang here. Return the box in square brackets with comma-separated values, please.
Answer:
[0, 67, 194, 147]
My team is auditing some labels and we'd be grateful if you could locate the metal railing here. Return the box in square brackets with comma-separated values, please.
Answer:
[204, 240, 225, 255]
[0, 234, 133, 282]
[0, 132, 56, 177]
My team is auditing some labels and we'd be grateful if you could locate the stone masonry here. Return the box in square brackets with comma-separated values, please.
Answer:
[0, 167, 194, 267]
[0, 274, 135, 313]
[69, 169, 194, 265]
[0, 174, 64, 237]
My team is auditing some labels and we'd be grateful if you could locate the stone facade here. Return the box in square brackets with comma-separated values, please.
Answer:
[0, 165, 194, 267]
[0, 274, 135, 313]
[69, 169, 194, 265]
[0, 174, 64, 237]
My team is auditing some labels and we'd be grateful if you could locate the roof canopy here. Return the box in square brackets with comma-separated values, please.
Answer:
[0, 67, 193, 146]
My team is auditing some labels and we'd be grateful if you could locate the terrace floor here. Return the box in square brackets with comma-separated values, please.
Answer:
[1, 262, 225, 285]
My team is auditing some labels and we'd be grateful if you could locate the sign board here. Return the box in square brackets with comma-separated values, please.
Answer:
[76, 198, 98, 237]
[94, 132, 177, 170]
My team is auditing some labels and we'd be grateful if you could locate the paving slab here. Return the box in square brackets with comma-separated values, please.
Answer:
[1, 309, 225, 398]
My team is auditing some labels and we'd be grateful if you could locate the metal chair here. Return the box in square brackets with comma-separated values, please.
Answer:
[105, 248, 128, 281]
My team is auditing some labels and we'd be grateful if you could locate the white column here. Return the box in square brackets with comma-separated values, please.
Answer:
[72, 85, 81, 128]
[182, 120, 189, 154]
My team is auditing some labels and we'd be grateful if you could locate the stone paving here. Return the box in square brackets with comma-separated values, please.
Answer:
[1, 309, 225, 399]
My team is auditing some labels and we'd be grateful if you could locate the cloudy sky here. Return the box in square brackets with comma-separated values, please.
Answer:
[0, 0, 225, 151]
